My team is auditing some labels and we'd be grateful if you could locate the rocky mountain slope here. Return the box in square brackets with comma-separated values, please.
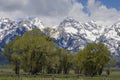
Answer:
[0, 17, 120, 62]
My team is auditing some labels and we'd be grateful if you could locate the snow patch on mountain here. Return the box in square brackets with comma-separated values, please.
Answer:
[55, 18, 120, 59]
[31, 18, 44, 30]
[65, 27, 78, 34]
[0, 17, 120, 62]
[0, 17, 44, 52]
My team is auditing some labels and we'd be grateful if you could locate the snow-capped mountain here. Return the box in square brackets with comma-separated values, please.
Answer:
[0, 18, 44, 55]
[0, 17, 120, 62]
[55, 18, 120, 59]
[56, 18, 92, 52]
[56, 18, 105, 52]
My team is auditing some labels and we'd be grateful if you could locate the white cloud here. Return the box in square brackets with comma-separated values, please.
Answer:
[0, 0, 120, 26]
[68, 2, 89, 21]
[87, 0, 120, 26]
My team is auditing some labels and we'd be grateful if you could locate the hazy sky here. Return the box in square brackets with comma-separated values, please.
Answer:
[0, 0, 120, 26]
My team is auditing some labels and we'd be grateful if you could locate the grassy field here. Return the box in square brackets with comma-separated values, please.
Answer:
[0, 65, 120, 80]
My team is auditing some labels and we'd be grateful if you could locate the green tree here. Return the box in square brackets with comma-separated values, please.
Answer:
[73, 52, 83, 74]
[3, 29, 57, 75]
[2, 37, 22, 75]
[56, 49, 72, 74]
[76, 43, 112, 76]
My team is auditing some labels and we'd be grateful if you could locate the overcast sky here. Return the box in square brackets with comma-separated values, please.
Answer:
[0, 0, 120, 26]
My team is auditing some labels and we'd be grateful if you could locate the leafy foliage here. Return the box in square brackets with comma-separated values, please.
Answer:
[2, 29, 73, 75]
[2, 29, 114, 76]
[74, 43, 112, 76]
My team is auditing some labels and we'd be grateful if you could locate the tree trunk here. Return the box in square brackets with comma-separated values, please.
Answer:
[98, 67, 103, 75]
[15, 61, 20, 76]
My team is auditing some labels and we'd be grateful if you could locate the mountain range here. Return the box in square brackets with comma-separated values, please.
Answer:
[0, 17, 120, 62]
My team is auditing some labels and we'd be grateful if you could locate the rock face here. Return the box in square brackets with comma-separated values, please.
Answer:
[0, 18, 44, 63]
[0, 18, 44, 51]
[55, 18, 120, 59]
[0, 17, 120, 62]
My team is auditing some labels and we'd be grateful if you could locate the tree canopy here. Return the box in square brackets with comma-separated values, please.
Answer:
[2, 29, 73, 75]
[74, 43, 112, 76]
[2, 29, 114, 76]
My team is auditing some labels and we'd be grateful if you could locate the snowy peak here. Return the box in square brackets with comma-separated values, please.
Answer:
[84, 21, 100, 30]
[18, 20, 32, 30]
[113, 21, 120, 35]
[0, 18, 45, 52]
[1, 17, 120, 60]
[56, 18, 120, 58]
[18, 18, 44, 30]
[30, 18, 44, 30]
[58, 18, 83, 35]
[83, 21, 106, 41]
[58, 18, 105, 42]
[0, 18, 17, 41]
[113, 21, 120, 27]
[0, 18, 11, 23]
[61, 17, 80, 25]
[59, 17, 82, 29]
[56, 18, 92, 52]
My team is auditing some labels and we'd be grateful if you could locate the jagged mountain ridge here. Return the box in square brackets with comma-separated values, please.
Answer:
[56, 18, 120, 58]
[0, 17, 120, 62]
[0, 18, 44, 62]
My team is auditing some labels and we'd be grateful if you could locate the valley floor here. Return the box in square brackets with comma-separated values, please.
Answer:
[0, 66, 120, 80]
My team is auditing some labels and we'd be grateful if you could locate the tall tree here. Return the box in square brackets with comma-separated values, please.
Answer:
[56, 49, 72, 74]
[3, 29, 57, 75]
[3, 37, 22, 75]
[76, 43, 112, 76]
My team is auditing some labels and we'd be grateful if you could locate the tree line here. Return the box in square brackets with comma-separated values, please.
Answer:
[2, 28, 114, 77]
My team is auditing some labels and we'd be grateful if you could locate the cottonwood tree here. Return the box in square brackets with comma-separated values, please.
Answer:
[76, 43, 112, 77]
[3, 29, 57, 75]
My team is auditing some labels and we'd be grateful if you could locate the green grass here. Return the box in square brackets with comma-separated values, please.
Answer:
[0, 66, 120, 80]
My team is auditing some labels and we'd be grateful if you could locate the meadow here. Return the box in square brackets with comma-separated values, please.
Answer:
[0, 65, 120, 80]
